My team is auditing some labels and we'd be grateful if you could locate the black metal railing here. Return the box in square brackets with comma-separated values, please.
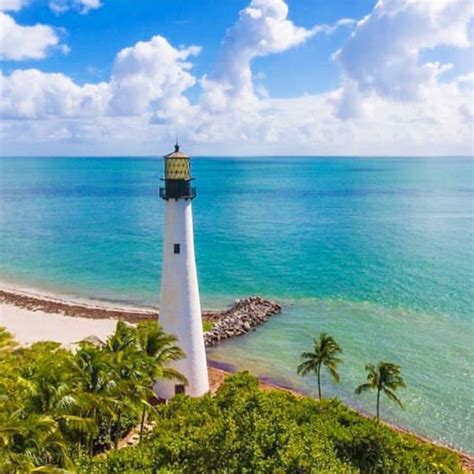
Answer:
[159, 186, 196, 200]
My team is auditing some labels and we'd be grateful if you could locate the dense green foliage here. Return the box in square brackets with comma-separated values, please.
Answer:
[0, 326, 462, 473]
[78, 373, 461, 474]
[0, 322, 184, 472]
[297, 332, 343, 400]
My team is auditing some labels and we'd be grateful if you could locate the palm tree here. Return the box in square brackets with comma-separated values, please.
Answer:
[105, 320, 137, 354]
[297, 333, 343, 400]
[0, 407, 71, 471]
[355, 361, 406, 420]
[71, 343, 122, 453]
[136, 321, 186, 440]
[103, 321, 187, 445]
[137, 320, 184, 362]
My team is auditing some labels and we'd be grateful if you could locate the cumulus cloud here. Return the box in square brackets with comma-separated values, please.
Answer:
[0, 12, 63, 60]
[200, 0, 313, 113]
[200, 0, 353, 113]
[0, 69, 110, 118]
[335, 78, 363, 120]
[0, 0, 28, 11]
[334, 0, 474, 117]
[108, 35, 200, 119]
[0, 35, 200, 120]
[0, 0, 70, 61]
[49, 0, 102, 15]
[4, 80, 471, 156]
[1, 0, 472, 156]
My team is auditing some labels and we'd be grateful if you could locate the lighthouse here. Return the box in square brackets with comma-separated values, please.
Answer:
[153, 142, 209, 399]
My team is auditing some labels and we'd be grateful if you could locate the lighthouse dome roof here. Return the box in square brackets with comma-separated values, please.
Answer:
[164, 142, 189, 159]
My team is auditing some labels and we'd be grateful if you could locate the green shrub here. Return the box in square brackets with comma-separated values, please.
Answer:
[202, 320, 214, 332]
[77, 373, 462, 473]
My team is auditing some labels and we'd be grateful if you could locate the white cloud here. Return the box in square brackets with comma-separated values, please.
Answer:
[188, 81, 472, 155]
[456, 71, 474, 85]
[0, 69, 110, 118]
[108, 35, 200, 119]
[76, 0, 101, 14]
[334, 0, 474, 118]
[0, 0, 28, 12]
[0, 35, 200, 120]
[200, 0, 354, 119]
[0, 0, 70, 61]
[0, 0, 472, 156]
[3, 80, 471, 156]
[49, 0, 102, 15]
[334, 78, 363, 120]
[0, 12, 62, 60]
[200, 0, 316, 113]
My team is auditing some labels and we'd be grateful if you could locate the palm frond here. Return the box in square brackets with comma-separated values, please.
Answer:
[382, 387, 404, 408]
[326, 365, 340, 383]
[355, 383, 372, 394]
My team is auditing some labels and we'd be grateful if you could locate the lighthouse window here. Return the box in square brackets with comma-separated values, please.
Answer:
[173, 243, 180, 254]
[174, 384, 185, 395]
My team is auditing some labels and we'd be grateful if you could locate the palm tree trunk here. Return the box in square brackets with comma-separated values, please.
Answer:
[317, 366, 321, 400]
[376, 388, 381, 421]
[114, 409, 122, 450]
[108, 419, 113, 449]
[89, 408, 96, 456]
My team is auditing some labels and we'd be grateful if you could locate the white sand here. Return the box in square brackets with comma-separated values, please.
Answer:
[0, 302, 118, 348]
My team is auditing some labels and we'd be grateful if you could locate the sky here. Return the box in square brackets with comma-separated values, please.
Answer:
[0, 0, 473, 156]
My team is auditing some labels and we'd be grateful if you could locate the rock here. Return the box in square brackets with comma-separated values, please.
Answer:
[203, 296, 281, 348]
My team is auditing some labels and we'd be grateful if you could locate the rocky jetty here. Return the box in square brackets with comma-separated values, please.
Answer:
[203, 296, 281, 347]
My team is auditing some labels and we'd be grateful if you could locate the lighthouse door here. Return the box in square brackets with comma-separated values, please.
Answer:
[174, 384, 185, 395]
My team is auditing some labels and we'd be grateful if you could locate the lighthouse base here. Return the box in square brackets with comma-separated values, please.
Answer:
[153, 368, 209, 400]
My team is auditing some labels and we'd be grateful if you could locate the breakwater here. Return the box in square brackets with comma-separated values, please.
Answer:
[203, 296, 281, 347]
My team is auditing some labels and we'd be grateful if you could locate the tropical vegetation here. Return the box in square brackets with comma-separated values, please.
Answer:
[0, 326, 462, 473]
[0, 322, 184, 472]
[78, 372, 461, 473]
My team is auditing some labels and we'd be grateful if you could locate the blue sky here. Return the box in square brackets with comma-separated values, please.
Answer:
[3, 1, 376, 93]
[0, 0, 473, 156]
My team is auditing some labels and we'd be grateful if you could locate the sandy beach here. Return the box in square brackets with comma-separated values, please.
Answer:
[0, 285, 153, 348]
[0, 301, 119, 348]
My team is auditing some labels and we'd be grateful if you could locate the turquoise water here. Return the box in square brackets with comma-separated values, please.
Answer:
[0, 156, 473, 452]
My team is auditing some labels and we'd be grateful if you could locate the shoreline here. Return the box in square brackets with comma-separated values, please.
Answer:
[0, 287, 472, 469]
[0, 286, 157, 322]
[0, 287, 281, 346]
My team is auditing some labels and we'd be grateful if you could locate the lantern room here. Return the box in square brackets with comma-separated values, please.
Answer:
[159, 142, 196, 200]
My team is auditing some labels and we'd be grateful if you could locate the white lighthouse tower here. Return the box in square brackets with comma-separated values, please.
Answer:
[153, 142, 209, 399]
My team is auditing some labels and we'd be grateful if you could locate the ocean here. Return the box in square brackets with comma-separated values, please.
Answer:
[0, 156, 472, 452]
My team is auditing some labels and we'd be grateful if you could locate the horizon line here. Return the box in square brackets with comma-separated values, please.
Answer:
[1, 154, 473, 159]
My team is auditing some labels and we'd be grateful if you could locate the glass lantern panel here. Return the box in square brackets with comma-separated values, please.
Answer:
[166, 158, 190, 180]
